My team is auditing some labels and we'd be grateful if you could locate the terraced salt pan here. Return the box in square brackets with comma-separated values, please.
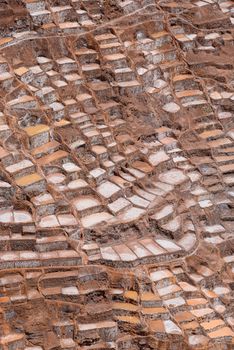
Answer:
[81, 212, 114, 228]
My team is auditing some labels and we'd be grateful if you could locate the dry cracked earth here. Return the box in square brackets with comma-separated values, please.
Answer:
[0, 0, 233, 349]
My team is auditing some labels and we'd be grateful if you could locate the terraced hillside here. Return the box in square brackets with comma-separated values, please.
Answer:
[0, 1, 233, 350]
